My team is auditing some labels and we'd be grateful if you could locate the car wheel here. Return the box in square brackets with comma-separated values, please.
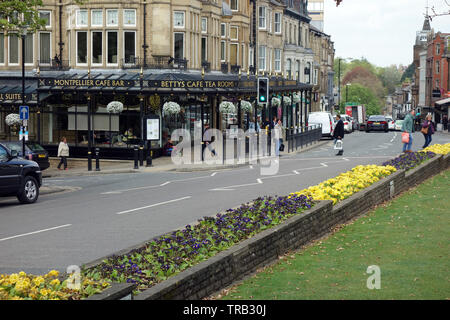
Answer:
[17, 176, 39, 204]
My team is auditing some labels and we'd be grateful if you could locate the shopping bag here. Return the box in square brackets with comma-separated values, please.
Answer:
[401, 132, 410, 143]
[334, 139, 343, 150]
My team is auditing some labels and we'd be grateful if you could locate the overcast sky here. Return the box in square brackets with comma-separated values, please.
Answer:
[323, 0, 450, 67]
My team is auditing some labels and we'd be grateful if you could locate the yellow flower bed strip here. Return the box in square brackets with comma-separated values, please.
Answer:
[422, 143, 450, 155]
[291, 164, 397, 204]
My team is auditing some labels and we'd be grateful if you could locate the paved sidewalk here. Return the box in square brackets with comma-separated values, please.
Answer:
[43, 139, 330, 178]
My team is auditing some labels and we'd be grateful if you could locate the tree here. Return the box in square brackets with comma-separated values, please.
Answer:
[400, 63, 415, 83]
[377, 65, 403, 95]
[344, 83, 382, 116]
[0, 0, 86, 32]
[343, 66, 386, 101]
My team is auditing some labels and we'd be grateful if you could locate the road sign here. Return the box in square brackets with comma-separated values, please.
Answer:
[19, 105, 29, 120]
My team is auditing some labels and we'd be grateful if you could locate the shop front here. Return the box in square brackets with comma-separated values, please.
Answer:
[2, 72, 313, 160]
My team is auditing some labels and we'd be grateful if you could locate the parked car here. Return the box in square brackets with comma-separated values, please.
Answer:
[340, 114, 353, 133]
[349, 116, 357, 131]
[0, 143, 42, 204]
[366, 115, 389, 132]
[0, 141, 50, 170]
[308, 112, 335, 139]
[385, 117, 395, 131]
[394, 120, 404, 131]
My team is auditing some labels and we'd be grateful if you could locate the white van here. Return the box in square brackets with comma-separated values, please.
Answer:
[308, 112, 335, 138]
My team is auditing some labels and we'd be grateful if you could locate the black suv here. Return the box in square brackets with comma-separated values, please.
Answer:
[0, 143, 42, 204]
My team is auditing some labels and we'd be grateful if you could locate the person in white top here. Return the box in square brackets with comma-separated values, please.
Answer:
[57, 137, 69, 170]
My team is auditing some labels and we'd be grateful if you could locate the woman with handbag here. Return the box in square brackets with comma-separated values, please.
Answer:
[401, 110, 414, 153]
[57, 137, 69, 170]
[333, 114, 345, 156]
[421, 114, 435, 148]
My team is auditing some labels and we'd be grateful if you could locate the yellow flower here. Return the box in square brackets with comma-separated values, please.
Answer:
[9, 273, 19, 284]
[33, 276, 45, 287]
[50, 279, 60, 286]
[46, 270, 59, 278]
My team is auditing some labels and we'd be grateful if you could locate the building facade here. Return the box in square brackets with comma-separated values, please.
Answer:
[0, 0, 334, 159]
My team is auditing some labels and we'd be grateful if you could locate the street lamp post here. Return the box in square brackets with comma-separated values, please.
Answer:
[20, 26, 28, 158]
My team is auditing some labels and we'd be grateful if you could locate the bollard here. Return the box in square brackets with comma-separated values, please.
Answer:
[146, 149, 153, 167]
[139, 144, 144, 166]
[87, 151, 92, 171]
[95, 147, 100, 171]
[133, 145, 139, 169]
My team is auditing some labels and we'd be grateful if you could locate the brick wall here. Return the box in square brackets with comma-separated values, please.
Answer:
[127, 154, 448, 300]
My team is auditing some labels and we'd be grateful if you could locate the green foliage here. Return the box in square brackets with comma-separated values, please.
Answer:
[401, 63, 415, 83]
[0, 0, 86, 33]
[343, 83, 381, 116]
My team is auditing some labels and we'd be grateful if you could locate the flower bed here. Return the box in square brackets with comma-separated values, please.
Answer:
[290, 165, 397, 204]
[0, 270, 110, 300]
[84, 194, 314, 293]
[382, 151, 436, 171]
[422, 143, 450, 155]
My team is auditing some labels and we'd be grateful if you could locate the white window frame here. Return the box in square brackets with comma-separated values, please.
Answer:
[230, 26, 238, 41]
[221, 23, 226, 38]
[91, 10, 103, 27]
[173, 32, 184, 60]
[76, 9, 88, 27]
[230, 0, 239, 11]
[258, 45, 266, 71]
[38, 32, 52, 65]
[230, 42, 239, 66]
[91, 30, 103, 66]
[106, 30, 118, 66]
[274, 13, 281, 34]
[274, 48, 281, 72]
[8, 33, 19, 65]
[106, 9, 118, 27]
[123, 30, 137, 65]
[259, 6, 266, 30]
[173, 11, 185, 29]
[76, 31, 88, 66]
[39, 10, 51, 28]
[123, 9, 136, 27]
[201, 17, 207, 34]
[24, 33, 34, 66]
[0, 32, 5, 65]
[220, 40, 226, 62]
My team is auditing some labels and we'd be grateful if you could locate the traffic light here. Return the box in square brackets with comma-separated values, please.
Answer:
[257, 77, 269, 104]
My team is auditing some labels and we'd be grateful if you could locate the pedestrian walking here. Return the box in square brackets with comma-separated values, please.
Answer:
[401, 109, 415, 153]
[333, 114, 345, 156]
[421, 114, 435, 148]
[57, 137, 69, 170]
[274, 119, 283, 157]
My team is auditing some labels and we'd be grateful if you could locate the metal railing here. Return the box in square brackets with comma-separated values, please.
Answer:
[38, 59, 70, 71]
[121, 57, 188, 70]
[285, 124, 322, 153]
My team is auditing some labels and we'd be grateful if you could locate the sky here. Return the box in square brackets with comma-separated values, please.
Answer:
[323, 0, 450, 67]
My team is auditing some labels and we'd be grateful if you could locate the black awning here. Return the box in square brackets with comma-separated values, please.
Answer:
[0, 79, 38, 106]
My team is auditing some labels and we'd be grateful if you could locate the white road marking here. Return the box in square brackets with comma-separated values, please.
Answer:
[211, 172, 218, 177]
[293, 170, 300, 174]
[116, 196, 192, 215]
[0, 224, 72, 242]
[320, 162, 328, 167]
[257, 178, 263, 184]
[160, 181, 171, 186]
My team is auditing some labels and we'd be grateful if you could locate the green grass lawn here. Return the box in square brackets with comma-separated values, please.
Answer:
[218, 170, 450, 300]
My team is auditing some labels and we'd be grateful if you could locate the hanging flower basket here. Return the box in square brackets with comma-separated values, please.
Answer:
[5, 113, 21, 127]
[293, 93, 300, 104]
[163, 101, 181, 116]
[219, 101, 236, 114]
[106, 101, 124, 114]
[283, 96, 292, 106]
[271, 97, 281, 107]
[240, 100, 252, 113]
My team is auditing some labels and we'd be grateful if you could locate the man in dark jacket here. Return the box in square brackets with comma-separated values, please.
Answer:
[333, 114, 345, 156]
